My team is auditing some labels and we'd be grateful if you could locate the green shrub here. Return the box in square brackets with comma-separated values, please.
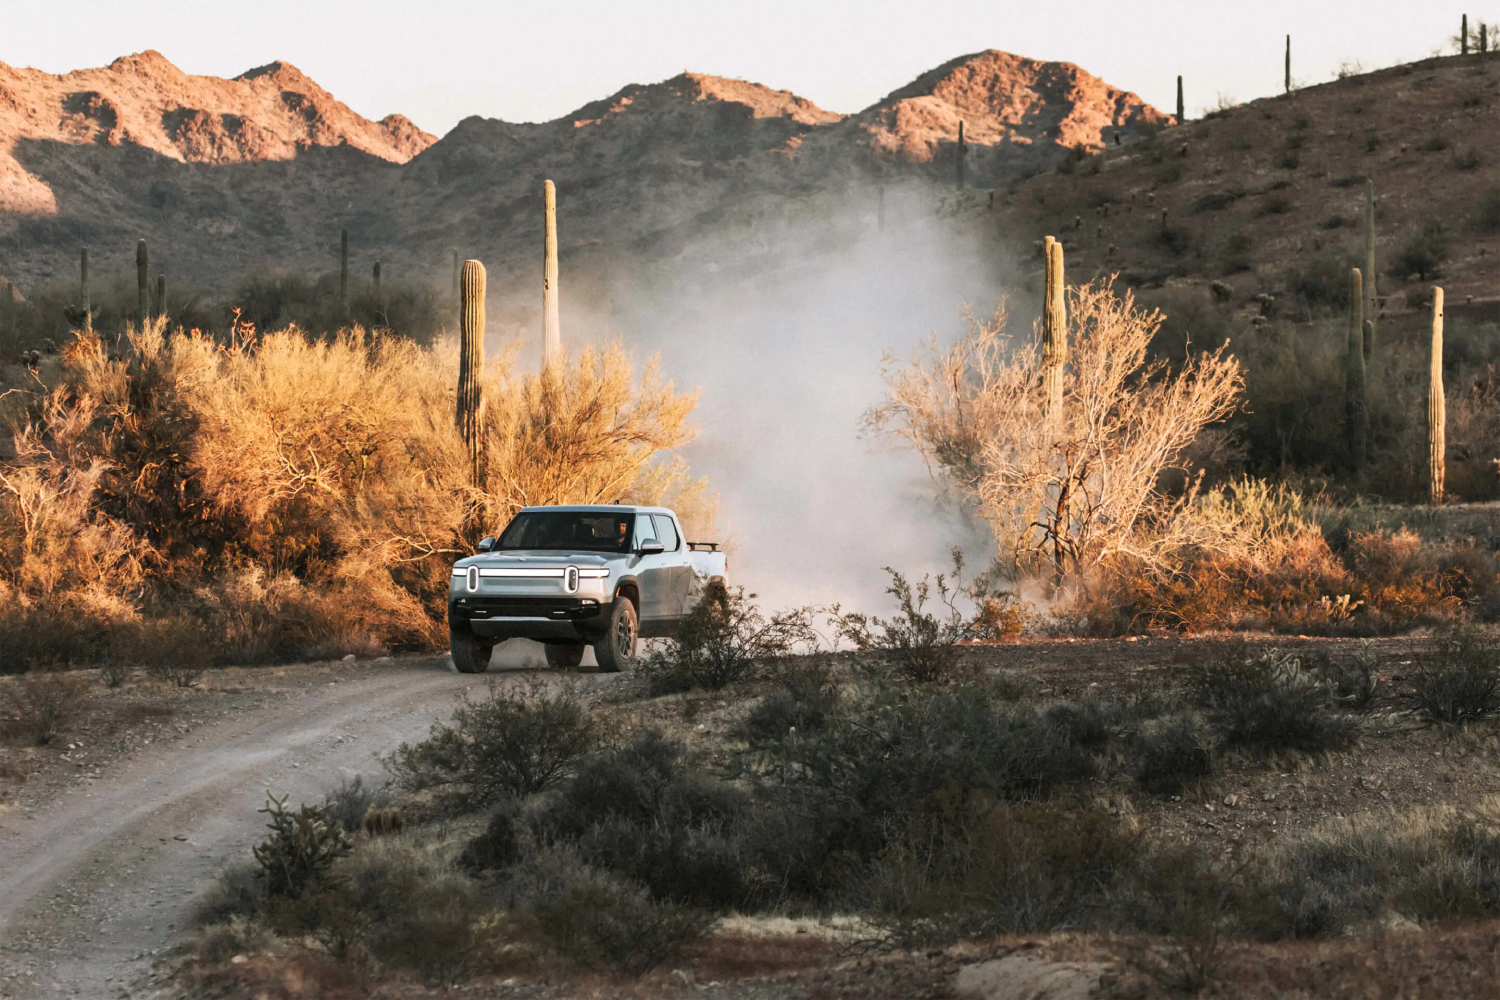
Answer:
[738, 661, 840, 746]
[320, 775, 386, 835]
[503, 847, 714, 978]
[333, 835, 489, 983]
[1134, 712, 1216, 793]
[459, 799, 523, 873]
[856, 797, 1139, 944]
[1409, 623, 1500, 723]
[540, 731, 751, 908]
[639, 585, 817, 694]
[252, 792, 353, 898]
[1193, 651, 1360, 755]
[836, 568, 968, 683]
[1391, 222, 1450, 280]
[386, 679, 599, 811]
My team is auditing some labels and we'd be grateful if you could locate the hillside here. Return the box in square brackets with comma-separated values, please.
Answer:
[0, 49, 1164, 296]
[987, 52, 1500, 329]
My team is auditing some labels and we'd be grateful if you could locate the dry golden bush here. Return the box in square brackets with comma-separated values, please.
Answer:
[871, 280, 1243, 584]
[0, 320, 709, 668]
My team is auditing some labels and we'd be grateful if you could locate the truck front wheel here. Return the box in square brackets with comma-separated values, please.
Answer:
[592, 597, 638, 673]
[544, 642, 586, 670]
[451, 631, 493, 674]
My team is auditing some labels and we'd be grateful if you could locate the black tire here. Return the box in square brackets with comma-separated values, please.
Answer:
[592, 597, 638, 673]
[451, 631, 493, 674]
[544, 642, 586, 670]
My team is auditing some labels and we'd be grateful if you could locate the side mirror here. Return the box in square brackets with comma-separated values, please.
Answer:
[477, 537, 495, 553]
[638, 539, 665, 556]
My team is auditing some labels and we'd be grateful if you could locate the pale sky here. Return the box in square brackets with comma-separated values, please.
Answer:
[2, 1, 1480, 136]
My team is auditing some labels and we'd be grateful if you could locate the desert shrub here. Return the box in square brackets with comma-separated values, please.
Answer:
[1288, 255, 1355, 308]
[331, 836, 488, 983]
[1191, 187, 1245, 213]
[856, 797, 1138, 944]
[1320, 213, 1348, 230]
[137, 616, 210, 687]
[191, 862, 265, 927]
[1194, 651, 1360, 755]
[1454, 148, 1483, 171]
[252, 792, 353, 898]
[1478, 187, 1500, 233]
[98, 654, 131, 688]
[1419, 135, 1451, 153]
[639, 585, 817, 694]
[869, 282, 1241, 587]
[1409, 622, 1500, 723]
[836, 568, 967, 683]
[459, 798, 524, 873]
[1134, 712, 1216, 793]
[187, 915, 274, 965]
[321, 775, 387, 836]
[763, 684, 1096, 881]
[502, 847, 714, 977]
[739, 661, 840, 746]
[386, 680, 599, 810]
[1309, 643, 1380, 709]
[0, 320, 710, 670]
[1, 671, 87, 745]
[540, 731, 751, 907]
[1249, 799, 1500, 938]
[1256, 193, 1293, 215]
[1391, 222, 1450, 280]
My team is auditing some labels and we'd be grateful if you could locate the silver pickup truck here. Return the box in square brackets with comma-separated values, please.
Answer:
[448, 505, 727, 673]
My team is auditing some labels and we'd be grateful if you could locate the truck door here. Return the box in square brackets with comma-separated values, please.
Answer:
[631, 515, 671, 623]
[650, 514, 690, 617]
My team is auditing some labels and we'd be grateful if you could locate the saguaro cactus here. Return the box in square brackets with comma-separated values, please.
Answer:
[1285, 35, 1292, 92]
[1430, 287, 1446, 503]
[154, 274, 165, 320]
[1363, 180, 1377, 358]
[1463, 14, 1470, 55]
[543, 180, 562, 365]
[956, 120, 967, 189]
[1042, 236, 1067, 428]
[1176, 76, 1184, 122]
[136, 239, 148, 321]
[456, 259, 487, 483]
[339, 229, 349, 312]
[79, 247, 91, 332]
[1346, 268, 1367, 468]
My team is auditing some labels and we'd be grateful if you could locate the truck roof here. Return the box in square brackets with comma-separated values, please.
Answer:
[516, 504, 677, 516]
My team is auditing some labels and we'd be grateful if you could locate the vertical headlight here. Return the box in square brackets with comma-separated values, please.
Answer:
[466, 565, 479, 593]
[565, 566, 579, 594]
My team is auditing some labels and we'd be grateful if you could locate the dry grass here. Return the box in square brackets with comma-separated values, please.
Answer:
[0, 320, 710, 670]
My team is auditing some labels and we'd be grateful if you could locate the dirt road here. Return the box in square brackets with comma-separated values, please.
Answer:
[0, 655, 533, 1000]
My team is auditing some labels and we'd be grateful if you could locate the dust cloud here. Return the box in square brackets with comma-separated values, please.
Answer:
[602, 183, 1011, 615]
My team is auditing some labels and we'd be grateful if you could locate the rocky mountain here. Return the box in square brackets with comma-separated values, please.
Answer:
[0, 48, 1165, 295]
[983, 51, 1500, 330]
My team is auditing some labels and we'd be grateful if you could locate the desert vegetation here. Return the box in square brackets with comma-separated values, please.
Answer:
[0, 317, 709, 672]
[178, 588, 1500, 995]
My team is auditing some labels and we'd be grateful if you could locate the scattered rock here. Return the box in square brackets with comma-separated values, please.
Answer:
[954, 955, 1106, 1000]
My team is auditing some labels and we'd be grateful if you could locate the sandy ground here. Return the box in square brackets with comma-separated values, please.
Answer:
[0, 652, 567, 1000]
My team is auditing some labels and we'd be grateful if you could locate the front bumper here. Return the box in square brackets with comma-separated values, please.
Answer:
[448, 596, 605, 642]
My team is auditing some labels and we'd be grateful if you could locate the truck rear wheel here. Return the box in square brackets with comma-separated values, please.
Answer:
[450, 631, 493, 674]
[544, 642, 586, 670]
[592, 597, 638, 673]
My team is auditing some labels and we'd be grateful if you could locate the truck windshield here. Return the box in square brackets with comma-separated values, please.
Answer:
[496, 511, 635, 552]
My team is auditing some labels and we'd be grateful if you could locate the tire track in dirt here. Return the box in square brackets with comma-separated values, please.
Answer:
[0, 657, 517, 999]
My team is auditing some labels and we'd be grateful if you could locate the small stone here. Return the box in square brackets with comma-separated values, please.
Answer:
[229, 954, 247, 965]
[342, 654, 356, 662]
[1223, 794, 1240, 808]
